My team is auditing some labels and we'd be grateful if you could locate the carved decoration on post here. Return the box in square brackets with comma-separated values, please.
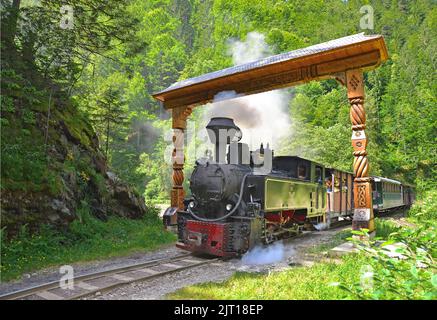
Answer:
[346, 70, 375, 233]
[171, 106, 193, 210]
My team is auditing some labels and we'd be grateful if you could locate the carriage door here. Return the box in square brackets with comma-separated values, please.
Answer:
[372, 180, 383, 208]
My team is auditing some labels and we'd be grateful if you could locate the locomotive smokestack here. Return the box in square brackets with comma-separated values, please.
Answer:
[206, 117, 242, 163]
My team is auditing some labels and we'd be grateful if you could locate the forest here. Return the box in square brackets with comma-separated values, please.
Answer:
[0, 0, 436, 291]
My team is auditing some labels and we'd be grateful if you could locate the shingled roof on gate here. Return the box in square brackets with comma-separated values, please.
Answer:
[153, 33, 388, 109]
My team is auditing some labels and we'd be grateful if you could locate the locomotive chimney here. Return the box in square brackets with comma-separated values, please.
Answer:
[206, 117, 242, 163]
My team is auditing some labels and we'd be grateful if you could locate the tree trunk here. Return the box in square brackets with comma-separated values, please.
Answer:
[106, 117, 110, 158]
[1, 0, 21, 47]
[22, 30, 37, 67]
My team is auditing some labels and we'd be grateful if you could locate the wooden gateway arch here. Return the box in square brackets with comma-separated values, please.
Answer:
[152, 33, 388, 232]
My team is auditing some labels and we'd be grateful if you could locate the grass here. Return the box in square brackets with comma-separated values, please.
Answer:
[168, 254, 367, 300]
[374, 218, 402, 239]
[0, 207, 176, 282]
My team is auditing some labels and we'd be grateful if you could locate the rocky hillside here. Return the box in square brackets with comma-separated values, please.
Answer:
[1, 52, 147, 237]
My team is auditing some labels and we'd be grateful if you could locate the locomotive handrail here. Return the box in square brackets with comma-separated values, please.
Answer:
[187, 173, 252, 222]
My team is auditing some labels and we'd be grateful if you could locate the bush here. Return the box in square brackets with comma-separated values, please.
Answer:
[408, 189, 437, 222]
[339, 226, 436, 300]
[1, 134, 48, 191]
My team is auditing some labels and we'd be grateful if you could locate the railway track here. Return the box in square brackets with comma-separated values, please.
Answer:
[0, 253, 218, 300]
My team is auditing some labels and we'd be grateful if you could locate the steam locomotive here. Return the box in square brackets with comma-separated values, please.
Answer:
[165, 117, 415, 257]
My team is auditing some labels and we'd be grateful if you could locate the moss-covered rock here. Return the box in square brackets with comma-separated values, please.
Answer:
[1, 54, 147, 238]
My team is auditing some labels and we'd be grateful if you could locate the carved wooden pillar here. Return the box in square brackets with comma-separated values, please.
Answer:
[346, 70, 375, 233]
[171, 106, 192, 210]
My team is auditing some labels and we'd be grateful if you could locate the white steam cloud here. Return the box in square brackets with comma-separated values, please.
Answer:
[241, 242, 286, 265]
[314, 222, 330, 231]
[228, 31, 271, 65]
[205, 32, 291, 150]
[314, 217, 331, 231]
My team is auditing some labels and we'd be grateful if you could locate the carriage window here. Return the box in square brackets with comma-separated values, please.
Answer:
[272, 157, 297, 177]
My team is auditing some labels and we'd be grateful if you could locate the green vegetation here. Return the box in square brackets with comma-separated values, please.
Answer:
[408, 189, 437, 223]
[0, 68, 52, 193]
[0, 206, 176, 281]
[373, 218, 402, 239]
[340, 225, 436, 300]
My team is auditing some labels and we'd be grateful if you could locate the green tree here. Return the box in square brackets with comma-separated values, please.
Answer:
[89, 87, 128, 158]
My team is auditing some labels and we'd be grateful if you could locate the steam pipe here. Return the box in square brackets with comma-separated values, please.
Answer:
[215, 142, 220, 163]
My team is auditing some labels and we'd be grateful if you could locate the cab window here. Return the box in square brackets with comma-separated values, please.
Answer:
[298, 165, 307, 180]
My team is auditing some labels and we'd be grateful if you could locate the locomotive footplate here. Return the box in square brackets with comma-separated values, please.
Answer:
[176, 219, 251, 257]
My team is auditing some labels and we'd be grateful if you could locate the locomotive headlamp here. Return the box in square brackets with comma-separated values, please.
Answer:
[189, 201, 196, 208]
[226, 204, 233, 211]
